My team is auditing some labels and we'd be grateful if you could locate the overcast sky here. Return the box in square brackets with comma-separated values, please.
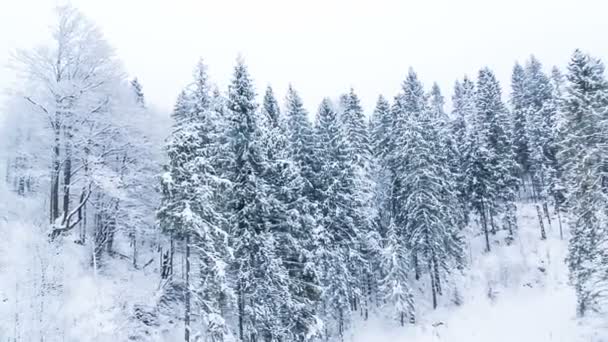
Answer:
[1, 0, 607, 115]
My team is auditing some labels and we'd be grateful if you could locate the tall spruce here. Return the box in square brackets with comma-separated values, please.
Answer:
[524, 56, 559, 233]
[158, 61, 232, 341]
[474, 68, 519, 248]
[391, 68, 428, 280]
[225, 60, 291, 342]
[260, 86, 321, 341]
[338, 88, 378, 318]
[370, 95, 394, 238]
[285, 86, 316, 198]
[398, 73, 464, 309]
[451, 78, 476, 230]
[313, 98, 361, 340]
[511, 63, 531, 184]
[559, 50, 608, 316]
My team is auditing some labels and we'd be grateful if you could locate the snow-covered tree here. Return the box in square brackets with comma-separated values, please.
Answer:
[225, 59, 292, 342]
[158, 61, 232, 341]
[379, 218, 415, 326]
[313, 98, 362, 340]
[523, 56, 560, 232]
[259, 86, 321, 341]
[369, 95, 394, 238]
[284, 86, 316, 198]
[395, 71, 464, 309]
[510, 62, 531, 183]
[13, 5, 126, 235]
[559, 50, 608, 316]
[390, 68, 428, 279]
[338, 88, 379, 318]
[450, 78, 476, 230]
[473, 67, 519, 248]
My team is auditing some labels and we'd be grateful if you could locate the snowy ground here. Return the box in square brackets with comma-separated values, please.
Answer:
[0, 185, 173, 341]
[1, 182, 606, 341]
[351, 203, 606, 342]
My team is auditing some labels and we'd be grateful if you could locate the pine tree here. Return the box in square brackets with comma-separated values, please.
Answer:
[511, 62, 530, 184]
[259, 86, 321, 341]
[450, 78, 475, 230]
[379, 218, 415, 326]
[559, 50, 608, 316]
[284, 86, 316, 198]
[428, 82, 447, 119]
[338, 88, 378, 318]
[396, 73, 464, 309]
[158, 61, 232, 341]
[524, 56, 559, 233]
[391, 68, 428, 279]
[339, 88, 371, 167]
[313, 98, 361, 340]
[549, 66, 567, 234]
[225, 59, 291, 342]
[370, 95, 394, 238]
[474, 67, 519, 248]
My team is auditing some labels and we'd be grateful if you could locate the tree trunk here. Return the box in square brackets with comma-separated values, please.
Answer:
[480, 200, 491, 252]
[555, 203, 564, 240]
[430, 263, 437, 309]
[61, 154, 71, 225]
[413, 253, 420, 280]
[80, 147, 90, 243]
[536, 204, 547, 240]
[170, 235, 175, 277]
[184, 233, 191, 342]
[542, 202, 552, 230]
[238, 281, 244, 342]
[489, 207, 497, 235]
[433, 255, 442, 296]
[50, 124, 60, 224]
[132, 232, 137, 268]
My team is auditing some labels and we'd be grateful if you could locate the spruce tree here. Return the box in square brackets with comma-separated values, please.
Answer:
[339, 88, 371, 167]
[559, 50, 608, 316]
[524, 56, 559, 232]
[391, 68, 428, 279]
[510, 62, 530, 184]
[429, 82, 447, 119]
[450, 78, 476, 230]
[396, 73, 464, 309]
[313, 98, 361, 340]
[225, 60, 291, 342]
[260, 86, 321, 341]
[285, 86, 316, 198]
[369, 95, 394, 238]
[379, 218, 415, 326]
[474, 67, 519, 247]
[338, 88, 378, 318]
[157, 61, 232, 341]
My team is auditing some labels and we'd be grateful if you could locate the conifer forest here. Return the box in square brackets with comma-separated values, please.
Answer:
[1, 3, 608, 342]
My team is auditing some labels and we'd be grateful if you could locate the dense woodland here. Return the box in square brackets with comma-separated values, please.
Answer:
[2, 5, 608, 342]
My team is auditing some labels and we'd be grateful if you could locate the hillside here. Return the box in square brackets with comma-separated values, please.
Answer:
[352, 204, 605, 342]
[1, 179, 605, 341]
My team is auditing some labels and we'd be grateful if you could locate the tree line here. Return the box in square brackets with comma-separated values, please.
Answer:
[3, 5, 608, 342]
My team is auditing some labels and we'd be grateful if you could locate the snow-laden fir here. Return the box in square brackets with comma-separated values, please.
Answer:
[1, 4, 608, 342]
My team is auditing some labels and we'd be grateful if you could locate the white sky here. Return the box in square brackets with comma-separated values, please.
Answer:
[1, 0, 607, 115]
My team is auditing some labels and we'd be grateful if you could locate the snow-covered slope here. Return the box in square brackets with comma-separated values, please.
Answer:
[0, 185, 176, 341]
[1, 177, 605, 341]
[351, 204, 605, 342]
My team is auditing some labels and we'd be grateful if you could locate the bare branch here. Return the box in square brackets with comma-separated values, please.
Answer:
[23, 96, 56, 130]
[50, 183, 93, 240]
